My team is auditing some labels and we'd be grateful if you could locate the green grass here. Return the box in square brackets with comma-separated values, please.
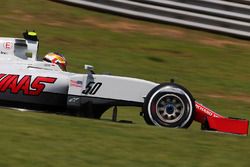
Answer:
[1, 108, 250, 167]
[0, 0, 250, 166]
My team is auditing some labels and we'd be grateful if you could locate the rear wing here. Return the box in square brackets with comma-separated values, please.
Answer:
[0, 31, 39, 61]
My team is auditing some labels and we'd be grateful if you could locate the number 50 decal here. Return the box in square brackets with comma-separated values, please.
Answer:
[82, 82, 102, 95]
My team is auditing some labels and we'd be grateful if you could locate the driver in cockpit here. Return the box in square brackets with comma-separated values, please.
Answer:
[43, 52, 67, 71]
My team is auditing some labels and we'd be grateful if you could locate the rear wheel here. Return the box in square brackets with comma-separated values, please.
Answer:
[143, 83, 195, 128]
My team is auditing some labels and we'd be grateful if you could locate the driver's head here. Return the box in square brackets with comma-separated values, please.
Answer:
[43, 52, 67, 71]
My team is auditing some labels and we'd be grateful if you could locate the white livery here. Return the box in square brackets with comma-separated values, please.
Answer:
[0, 32, 197, 129]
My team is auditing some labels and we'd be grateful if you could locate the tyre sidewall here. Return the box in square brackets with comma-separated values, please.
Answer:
[143, 83, 195, 128]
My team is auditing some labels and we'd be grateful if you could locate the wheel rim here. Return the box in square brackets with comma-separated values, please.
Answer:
[155, 94, 185, 124]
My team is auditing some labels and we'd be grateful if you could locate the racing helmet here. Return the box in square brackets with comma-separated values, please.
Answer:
[43, 52, 67, 71]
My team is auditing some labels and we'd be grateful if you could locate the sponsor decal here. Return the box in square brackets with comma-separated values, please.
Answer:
[195, 103, 213, 116]
[3, 42, 13, 50]
[195, 103, 222, 118]
[70, 80, 83, 88]
[68, 97, 80, 103]
[0, 74, 57, 96]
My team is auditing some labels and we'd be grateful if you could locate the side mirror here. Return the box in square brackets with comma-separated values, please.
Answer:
[84, 64, 94, 71]
[84, 64, 95, 74]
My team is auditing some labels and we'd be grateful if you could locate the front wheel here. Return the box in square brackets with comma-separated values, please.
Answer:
[143, 83, 195, 128]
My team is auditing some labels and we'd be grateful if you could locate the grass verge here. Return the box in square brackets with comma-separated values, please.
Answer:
[0, 0, 250, 166]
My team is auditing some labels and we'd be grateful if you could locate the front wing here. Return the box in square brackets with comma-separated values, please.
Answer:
[195, 102, 249, 135]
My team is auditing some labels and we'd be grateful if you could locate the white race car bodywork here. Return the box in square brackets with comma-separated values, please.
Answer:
[68, 74, 157, 105]
[0, 35, 157, 113]
[0, 32, 248, 135]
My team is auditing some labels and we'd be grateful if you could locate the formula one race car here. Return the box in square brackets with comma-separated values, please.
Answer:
[0, 31, 248, 135]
